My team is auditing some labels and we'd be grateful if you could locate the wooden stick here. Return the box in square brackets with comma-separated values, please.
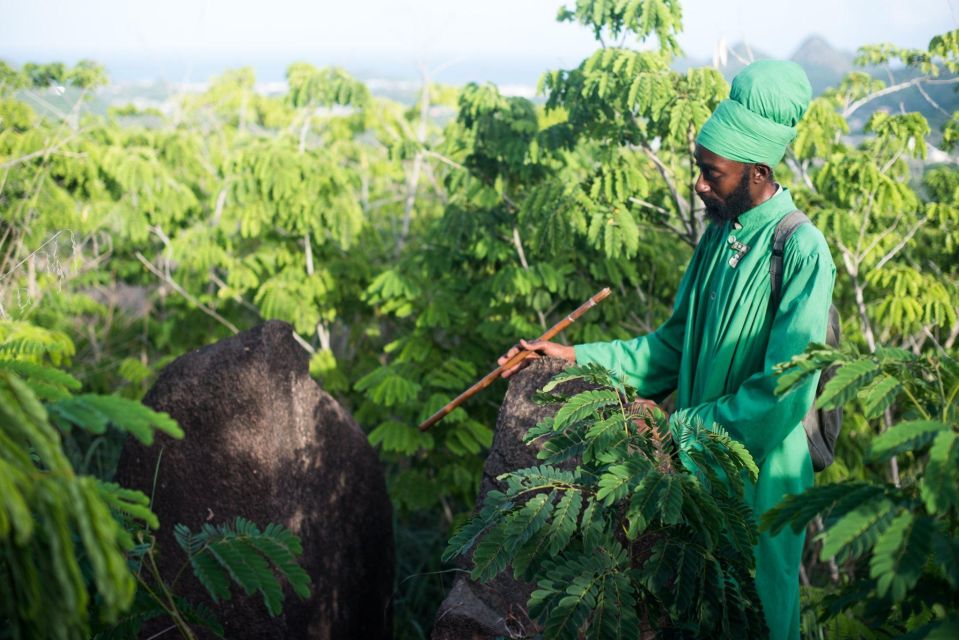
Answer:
[418, 287, 612, 432]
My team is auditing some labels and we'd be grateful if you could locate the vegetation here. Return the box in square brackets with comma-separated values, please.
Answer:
[445, 364, 766, 639]
[0, 0, 957, 636]
[764, 345, 959, 638]
[0, 325, 310, 639]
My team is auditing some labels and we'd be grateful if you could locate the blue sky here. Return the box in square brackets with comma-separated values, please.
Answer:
[2, 0, 956, 82]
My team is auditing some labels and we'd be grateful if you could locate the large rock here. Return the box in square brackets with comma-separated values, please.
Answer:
[115, 320, 393, 639]
[431, 357, 588, 639]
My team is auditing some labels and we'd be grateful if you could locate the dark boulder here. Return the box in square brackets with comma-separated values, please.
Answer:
[431, 357, 587, 639]
[115, 320, 393, 639]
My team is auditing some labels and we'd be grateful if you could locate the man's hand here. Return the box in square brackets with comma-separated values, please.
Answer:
[497, 339, 576, 378]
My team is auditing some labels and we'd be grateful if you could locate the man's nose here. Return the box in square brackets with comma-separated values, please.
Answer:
[694, 173, 709, 195]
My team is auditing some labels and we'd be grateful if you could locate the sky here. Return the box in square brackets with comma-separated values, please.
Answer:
[2, 0, 957, 83]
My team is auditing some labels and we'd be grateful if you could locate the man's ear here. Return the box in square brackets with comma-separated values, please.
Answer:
[753, 163, 773, 183]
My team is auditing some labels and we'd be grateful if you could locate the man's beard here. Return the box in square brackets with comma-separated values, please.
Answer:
[702, 170, 754, 223]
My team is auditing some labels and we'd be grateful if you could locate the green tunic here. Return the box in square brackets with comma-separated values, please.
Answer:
[575, 187, 836, 640]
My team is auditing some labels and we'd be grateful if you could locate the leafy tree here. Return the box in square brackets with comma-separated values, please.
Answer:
[445, 364, 766, 639]
[765, 344, 959, 638]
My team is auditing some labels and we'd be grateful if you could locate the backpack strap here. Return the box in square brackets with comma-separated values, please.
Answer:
[770, 210, 811, 307]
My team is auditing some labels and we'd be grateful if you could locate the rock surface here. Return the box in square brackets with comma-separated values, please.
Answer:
[115, 320, 393, 639]
[431, 357, 588, 639]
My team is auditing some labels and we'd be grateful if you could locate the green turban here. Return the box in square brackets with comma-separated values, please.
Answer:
[696, 60, 812, 166]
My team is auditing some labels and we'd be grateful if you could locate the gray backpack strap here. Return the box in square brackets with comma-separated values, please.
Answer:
[770, 210, 811, 307]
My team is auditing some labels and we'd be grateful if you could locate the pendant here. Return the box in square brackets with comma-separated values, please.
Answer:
[727, 234, 749, 268]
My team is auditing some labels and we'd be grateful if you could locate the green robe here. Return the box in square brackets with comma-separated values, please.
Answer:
[575, 187, 836, 640]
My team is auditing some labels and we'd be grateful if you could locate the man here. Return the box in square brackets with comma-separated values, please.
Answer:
[499, 60, 835, 640]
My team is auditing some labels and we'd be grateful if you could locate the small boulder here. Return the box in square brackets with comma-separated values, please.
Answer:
[115, 320, 393, 639]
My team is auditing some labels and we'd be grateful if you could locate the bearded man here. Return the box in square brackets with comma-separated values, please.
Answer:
[500, 60, 836, 639]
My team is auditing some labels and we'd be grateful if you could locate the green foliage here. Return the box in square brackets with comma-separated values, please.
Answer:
[557, 0, 684, 55]
[765, 346, 959, 636]
[0, 321, 312, 639]
[445, 364, 766, 638]
[286, 64, 370, 110]
[0, 324, 180, 639]
[173, 517, 312, 617]
[3, 14, 959, 637]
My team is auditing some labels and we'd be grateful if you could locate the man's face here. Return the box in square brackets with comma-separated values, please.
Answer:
[693, 144, 755, 223]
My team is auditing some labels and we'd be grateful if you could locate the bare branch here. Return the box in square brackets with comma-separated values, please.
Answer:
[0, 130, 85, 170]
[512, 225, 530, 270]
[637, 144, 691, 233]
[631, 199, 690, 241]
[873, 215, 929, 271]
[208, 271, 259, 314]
[914, 81, 951, 118]
[858, 212, 903, 263]
[628, 196, 669, 216]
[0, 230, 71, 283]
[945, 318, 959, 350]
[422, 149, 466, 171]
[136, 251, 239, 334]
[843, 76, 959, 118]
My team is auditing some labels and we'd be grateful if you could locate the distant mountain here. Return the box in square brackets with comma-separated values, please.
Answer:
[789, 35, 855, 95]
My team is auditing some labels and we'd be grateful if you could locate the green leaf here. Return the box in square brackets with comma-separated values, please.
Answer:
[625, 473, 666, 538]
[868, 420, 949, 461]
[930, 526, 959, 589]
[869, 512, 933, 602]
[443, 491, 513, 561]
[470, 526, 511, 582]
[191, 551, 231, 603]
[820, 497, 896, 561]
[816, 359, 880, 410]
[760, 481, 885, 535]
[860, 374, 902, 419]
[180, 518, 310, 615]
[547, 489, 582, 555]
[48, 395, 183, 443]
[657, 474, 684, 525]
[552, 389, 620, 430]
[504, 493, 554, 555]
[921, 430, 959, 515]
[596, 464, 632, 506]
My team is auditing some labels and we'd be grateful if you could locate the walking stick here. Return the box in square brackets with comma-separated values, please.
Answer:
[418, 287, 612, 432]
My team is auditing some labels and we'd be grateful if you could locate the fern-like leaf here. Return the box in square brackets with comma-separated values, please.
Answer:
[761, 481, 885, 535]
[0, 360, 80, 401]
[48, 395, 183, 444]
[547, 489, 582, 555]
[443, 490, 512, 561]
[816, 359, 880, 410]
[860, 374, 902, 419]
[868, 420, 948, 461]
[869, 511, 933, 602]
[820, 497, 897, 561]
[552, 389, 620, 430]
[181, 518, 311, 615]
[921, 430, 959, 516]
[540, 363, 616, 393]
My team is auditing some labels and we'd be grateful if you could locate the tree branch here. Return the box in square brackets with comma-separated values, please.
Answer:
[873, 214, 928, 272]
[136, 252, 239, 334]
[0, 130, 85, 170]
[512, 225, 530, 270]
[637, 143, 693, 244]
[843, 76, 959, 118]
